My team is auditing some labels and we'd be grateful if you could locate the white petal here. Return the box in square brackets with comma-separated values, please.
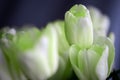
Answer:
[0, 50, 12, 80]
[96, 46, 109, 80]
[19, 27, 58, 80]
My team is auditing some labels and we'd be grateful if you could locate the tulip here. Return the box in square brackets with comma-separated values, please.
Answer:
[69, 36, 115, 80]
[0, 28, 26, 80]
[13, 27, 59, 80]
[89, 7, 110, 36]
[46, 21, 72, 80]
[46, 21, 69, 55]
[65, 4, 93, 49]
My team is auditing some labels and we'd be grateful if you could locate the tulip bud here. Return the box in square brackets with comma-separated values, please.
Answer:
[46, 21, 69, 55]
[69, 36, 115, 80]
[0, 28, 26, 80]
[65, 4, 93, 49]
[89, 7, 110, 36]
[14, 27, 59, 80]
[45, 21, 72, 80]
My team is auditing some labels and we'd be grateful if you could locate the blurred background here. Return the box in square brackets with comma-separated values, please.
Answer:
[0, 0, 120, 73]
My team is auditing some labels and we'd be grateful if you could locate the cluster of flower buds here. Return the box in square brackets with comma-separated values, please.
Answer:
[0, 27, 59, 80]
[0, 4, 115, 80]
[65, 4, 115, 80]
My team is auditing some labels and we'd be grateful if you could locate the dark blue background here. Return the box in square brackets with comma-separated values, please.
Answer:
[0, 0, 120, 70]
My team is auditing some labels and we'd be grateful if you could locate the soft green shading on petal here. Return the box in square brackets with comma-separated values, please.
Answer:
[0, 28, 26, 80]
[69, 45, 79, 67]
[14, 27, 41, 51]
[69, 4, 87, 17]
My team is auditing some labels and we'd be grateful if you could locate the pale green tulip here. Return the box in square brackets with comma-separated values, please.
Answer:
[89, 7, 110, 36]
[13, 27, 59, 80]
[46, 21, 72, 80]
[65, 4, 93, 49]
[46, 21, 69, 55]
[69, 36, 115, 80]
[0, 28, 27, 80]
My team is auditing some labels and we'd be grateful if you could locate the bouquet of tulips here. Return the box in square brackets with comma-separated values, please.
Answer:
[0, 4, 115, 80]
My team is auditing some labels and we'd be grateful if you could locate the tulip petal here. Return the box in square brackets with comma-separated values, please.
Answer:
[94, 36, 115, 75]
[46, 21, 69, 55]
[18, 26, 58, 80]
[0, 50, 12, 80]
[0, 28, 27, 80]
[89, 7, 110, 36]
[96, 46, 109, 80]
[78, 48, 100, 80]
[69, 45, 87, 80]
